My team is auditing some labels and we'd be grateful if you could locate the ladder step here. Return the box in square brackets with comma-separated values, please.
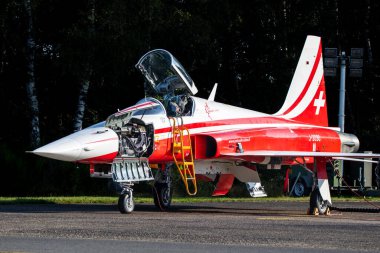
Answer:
[170, 117, 197, 196]
[173, 144, 191, 149]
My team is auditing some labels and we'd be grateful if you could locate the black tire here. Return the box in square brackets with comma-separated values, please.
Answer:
[153, 183, 173, 211]
[309, 189, 328, 214]
[291, 181, 306, 197]
[118, 193, 135, 214]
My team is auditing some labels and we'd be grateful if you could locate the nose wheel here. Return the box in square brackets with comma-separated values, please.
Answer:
[118, 187, 135, 214]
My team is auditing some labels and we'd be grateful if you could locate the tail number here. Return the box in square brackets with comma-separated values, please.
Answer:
[308, 134, 321, 142]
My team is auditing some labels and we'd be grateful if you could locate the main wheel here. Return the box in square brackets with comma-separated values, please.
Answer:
[292, 181, 305, 197]
[153, 182, 173, 211]
[118, 192, 135, 214]
[309, 189, 328, 214]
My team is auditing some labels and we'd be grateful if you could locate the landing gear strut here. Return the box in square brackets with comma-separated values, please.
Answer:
[309, 188, 329, 215]
[118, 185, 135, 214]
[308, 158, 331, 215]
[153, 164, 173, 211]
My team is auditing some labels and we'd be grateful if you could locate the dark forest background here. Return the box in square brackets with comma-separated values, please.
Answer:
[0, 0, 379, 196]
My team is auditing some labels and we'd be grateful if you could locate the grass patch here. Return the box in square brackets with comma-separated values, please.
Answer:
[0, 196, 122, 205]
[0, 196, 379, 205]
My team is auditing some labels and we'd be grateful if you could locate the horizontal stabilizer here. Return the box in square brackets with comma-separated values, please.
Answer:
[333, 157, 380, 164]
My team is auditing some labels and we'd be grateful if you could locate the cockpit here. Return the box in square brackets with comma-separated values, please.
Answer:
[162, 95, 194, 117]
[103, 49, 198, 158]
[136, 49, 198, 96]
[135, 49, 197, 117]
[131, 98, 166, 116]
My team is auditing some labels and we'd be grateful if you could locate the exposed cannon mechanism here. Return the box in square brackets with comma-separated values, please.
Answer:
[106, 116, 154, 159]
[106, 115, 155, 213]
[119, 123, 149, 157]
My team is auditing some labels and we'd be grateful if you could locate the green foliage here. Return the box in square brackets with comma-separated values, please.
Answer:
[258, 167, 286, 197]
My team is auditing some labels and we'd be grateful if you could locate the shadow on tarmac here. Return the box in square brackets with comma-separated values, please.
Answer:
[0, 201, 309, 217]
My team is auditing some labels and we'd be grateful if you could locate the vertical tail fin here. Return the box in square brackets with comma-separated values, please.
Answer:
[275, 36, 328, 127]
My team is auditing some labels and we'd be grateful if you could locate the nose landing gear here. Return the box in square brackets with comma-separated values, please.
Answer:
[118, 186, 135, 214]
[112, 158, 154, 214]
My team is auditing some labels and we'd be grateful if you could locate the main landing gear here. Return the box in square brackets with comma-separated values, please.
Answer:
[153, 164, 173, 211]
[309, 188, 330, 215]
[308, 158, 332, 215]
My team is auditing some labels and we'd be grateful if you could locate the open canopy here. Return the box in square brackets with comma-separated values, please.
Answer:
[135, 49, 198, 96]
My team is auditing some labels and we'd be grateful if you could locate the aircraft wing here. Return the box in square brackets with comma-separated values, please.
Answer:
[220, 150, 380, 160]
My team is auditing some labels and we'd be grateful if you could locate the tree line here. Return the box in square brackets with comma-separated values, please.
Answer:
[0, 0, 379, 196]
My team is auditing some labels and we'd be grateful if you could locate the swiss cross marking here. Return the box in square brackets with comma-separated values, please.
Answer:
[313, 91, 325, 115]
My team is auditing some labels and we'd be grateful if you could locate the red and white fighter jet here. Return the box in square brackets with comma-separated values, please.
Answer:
[32, 35, 380, 214]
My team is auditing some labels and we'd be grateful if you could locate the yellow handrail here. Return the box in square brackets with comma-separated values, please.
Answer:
[170, 117, 197, 195]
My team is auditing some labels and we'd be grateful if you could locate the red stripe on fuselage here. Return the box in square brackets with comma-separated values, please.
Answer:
[78, 151, 118, 163]
[115, 101, 158, 116]
[154, 116, 308, 135]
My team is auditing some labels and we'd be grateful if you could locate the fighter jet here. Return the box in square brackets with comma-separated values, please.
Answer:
[32, 35, 380, 214]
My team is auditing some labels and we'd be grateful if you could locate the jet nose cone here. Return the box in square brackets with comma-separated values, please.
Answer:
[32, 137, 82, 162]
[30, 126, 119, 163]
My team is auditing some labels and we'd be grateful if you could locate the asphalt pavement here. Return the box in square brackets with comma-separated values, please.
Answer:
[0, 201, 379, 253]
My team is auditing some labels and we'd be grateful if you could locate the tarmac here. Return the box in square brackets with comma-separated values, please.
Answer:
[0, 201, 379, 252]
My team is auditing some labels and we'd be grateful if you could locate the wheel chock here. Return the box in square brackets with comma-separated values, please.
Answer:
[307, 207, 330, 216]
[306, 208, 320, 215]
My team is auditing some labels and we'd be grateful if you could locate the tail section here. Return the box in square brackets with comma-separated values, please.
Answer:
[275, 36, 328, 127]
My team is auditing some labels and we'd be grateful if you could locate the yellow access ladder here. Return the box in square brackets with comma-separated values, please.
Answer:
[169, 117, 197, 195]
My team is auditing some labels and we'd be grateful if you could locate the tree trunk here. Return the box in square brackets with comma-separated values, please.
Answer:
[72, 0, 95, 132]
[24, 0, 40, 148]
[73, 75, 91, 132]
